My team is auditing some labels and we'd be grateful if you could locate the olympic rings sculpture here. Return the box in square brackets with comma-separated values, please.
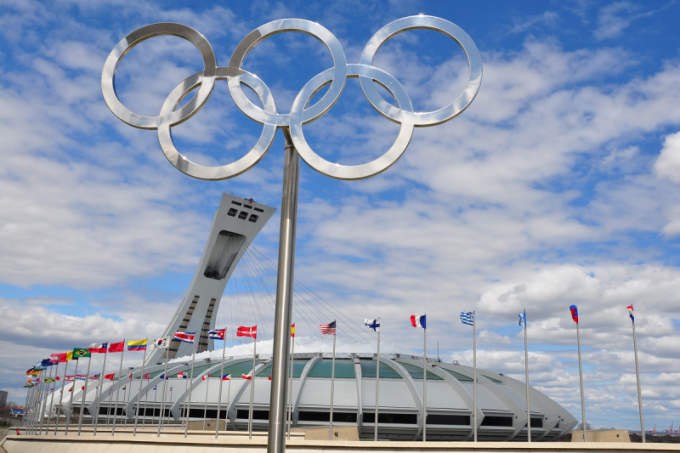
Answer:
[102, 16, 482, 181]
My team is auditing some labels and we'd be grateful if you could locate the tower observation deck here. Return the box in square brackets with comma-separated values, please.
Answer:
[145, 193, 276, 365]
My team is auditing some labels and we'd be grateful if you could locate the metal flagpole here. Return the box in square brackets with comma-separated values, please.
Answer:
[287, 326, 295, 440]
[31, 371, 42, 435]
[226, 378, 232, 432]
[25, 383, 33, 434]
[39, 366, 53, 435]
[22, 386, 29, 432]
[142, 376, 149, 428]
[249, 334, 257, 439]
[77, 355, 92, 435]
[184, 338, 198, 438]
[423, 315, 427, 443]
[203, 372, 210, 430]
[182, 362, 189, 431]
[157, 359, 169, 437]
[473, 310, 477, 443]
[329, 329, 337, 440]
[576, 318, 587, 442]
[133, 342, 148, 437]
[632, 313, 645, 443]
[375, 321, 381, 442]
[54, 360, 69, 435]
[216, 337, 227, 439]
[267, 131, 299, 453]
[93, 347, 108, 436]
[46, 362, 59, 435]
[65, 357, 80, 435]
[124, 380, 131, 428]
[106, 387, 112, 428]
[523, 309, 531, 443]
[111, 343, 125, 436]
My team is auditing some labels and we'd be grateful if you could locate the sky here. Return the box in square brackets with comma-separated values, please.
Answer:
[1, 0, 680, 431]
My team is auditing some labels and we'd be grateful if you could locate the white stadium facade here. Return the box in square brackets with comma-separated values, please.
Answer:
[36, 194, 578, 441]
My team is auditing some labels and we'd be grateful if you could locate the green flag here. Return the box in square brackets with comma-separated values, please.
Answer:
[73, 348, 91, 358]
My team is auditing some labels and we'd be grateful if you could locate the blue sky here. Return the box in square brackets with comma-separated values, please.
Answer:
[2, 0, 680, 431]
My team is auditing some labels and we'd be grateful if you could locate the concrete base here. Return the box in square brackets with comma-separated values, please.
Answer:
[5, 433, 680, 453]
[572, 430, 631, 442]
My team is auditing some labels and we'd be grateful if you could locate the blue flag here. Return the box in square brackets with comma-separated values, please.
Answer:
[518, 312, 526, 327]
[460, 311, 474, 326]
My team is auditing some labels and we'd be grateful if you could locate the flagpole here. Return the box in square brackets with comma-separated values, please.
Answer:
[576, 318, 587, 442]
[203, 372, 210, 430]
[111, 343, 125, 436]
[124, 379, 131, 428]
[423, 315, 427, 443]
[77, 355, 92, 436]
[54, 360, 69, 435]
[226, 378, 232, 433]
[142, 375, 149, 429]
[93, 347, 108, 436]
[375, 321, 381, 442]
[329, 329, 336, 441]
[287, 329, 294, 440]
[249, 334, 257, 439]
[157, 358, 169, 437]
[133, 341, 147, 437]
[523, 309, 531, 443]
[632, 314, 645, 443]
[216, 337, 226, 439]
[473, 310, 477, 443]
[46, 362, 59, 435]
[182, 361, 189, 432]
[39, 366, 52, 435]
[65, 356, 81, 436]
[31, 371, 43, 435]
[25, 383, 33, 434]
[184, 337, 198, 438]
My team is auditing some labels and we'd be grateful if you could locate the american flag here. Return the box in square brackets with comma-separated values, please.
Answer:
[319, 320, 337, 335]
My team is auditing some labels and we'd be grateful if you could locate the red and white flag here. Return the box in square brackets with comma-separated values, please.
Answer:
[174, 331, 195, 344]
[108, 341, 125, 353]
[237, 326, 257, 339]
[202, 374, 209, 381]
[88, 343, 108, 354]
[242, 374, 252, 380]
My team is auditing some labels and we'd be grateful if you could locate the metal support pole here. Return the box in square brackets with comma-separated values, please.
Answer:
[93, 348, 108, 436]
[632, 318, 645, 443]
[423, 321, 427, 442]
[39, 367, 52, 435]
[216, 339, 227, 439]
[157, 359, 169, 437]
[249, 336, 257, 439]
[267, 129, 299, 453]
[576, 320, 587, 442]
[287, 331, 295, 440]
[111, 345, 125, 436]
[133, 343, 147, 436]
[473, 310, 477, 442]
[523, 309, 531, 443]
[77, 356, 92, 435]
[184, 339, 198, 437]
[226, 379, 232, 433]
[65, 358, 80, 435]
[329, 332, 337, 440]
[375, 327, 381, 441]
[203, 372, 210, 430]
[54, 361, 69, 435]
[45, 362, 59, 435]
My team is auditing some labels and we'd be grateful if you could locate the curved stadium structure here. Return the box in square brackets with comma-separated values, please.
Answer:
[34, 193, 577, 441]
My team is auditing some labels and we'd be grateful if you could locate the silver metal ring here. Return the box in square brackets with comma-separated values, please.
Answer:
[157, 67, 277, 181]
[289, 64, 414, 180]
[359, 15, 482, 127]
[226, 19, 348, 126]
[102, 23, 218, 130]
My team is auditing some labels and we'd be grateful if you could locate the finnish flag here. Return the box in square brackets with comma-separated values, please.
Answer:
[364, 318, 380, 332]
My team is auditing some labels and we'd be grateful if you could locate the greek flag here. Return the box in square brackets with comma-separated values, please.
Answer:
[460, 311, 474, 326]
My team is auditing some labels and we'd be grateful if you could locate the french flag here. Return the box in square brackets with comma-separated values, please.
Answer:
[174, 331, 195, 344]
[410, 314, 426, 329]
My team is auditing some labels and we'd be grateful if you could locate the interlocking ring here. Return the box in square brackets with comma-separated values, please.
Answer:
[102, 16, 482, 181]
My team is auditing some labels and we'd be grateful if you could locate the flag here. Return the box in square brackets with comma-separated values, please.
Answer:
[127, 339, 148, 351]
[104, 373, 115, 380]
[627, 305, 634, 321]
[202, 374, 209, 381]
[152, 386, 157, 390]
[89, 374, 100, 380]
[23, 383, 33, 388]
[365, 318, 380, 332]
[518, 312, 526, 327]
[208, 329, 226, 340]
[73, 348, 91, 358]
[291, 323, 295, 338]
[569, 305, 579, 323]
[242, 374, 252, 380]
[56, 376, 61, 381]
[159, 374, 169, 380]
[411, 314, 427, 329]
[128, 373, 133, 379]
[26, 368, 40, 376]
[319, 320, 337, 335]
[40, 359, 55, 367]
[46, 378, 55, 383]
[174, 331, 195, 344]
[170, 387, 173, 391]
[88, 343, 108, 354]
[460, 311, 473, 326]
[177, 372, 188, 379]
[268, 376, 272, 381]
[151, 337, 170, 349]
[143, 373, 150, 380]
[222, 374, 231, 381]
[50, 353, 66, 363]
[108, 341, 125, 353]
[237, 326, 257, 339]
